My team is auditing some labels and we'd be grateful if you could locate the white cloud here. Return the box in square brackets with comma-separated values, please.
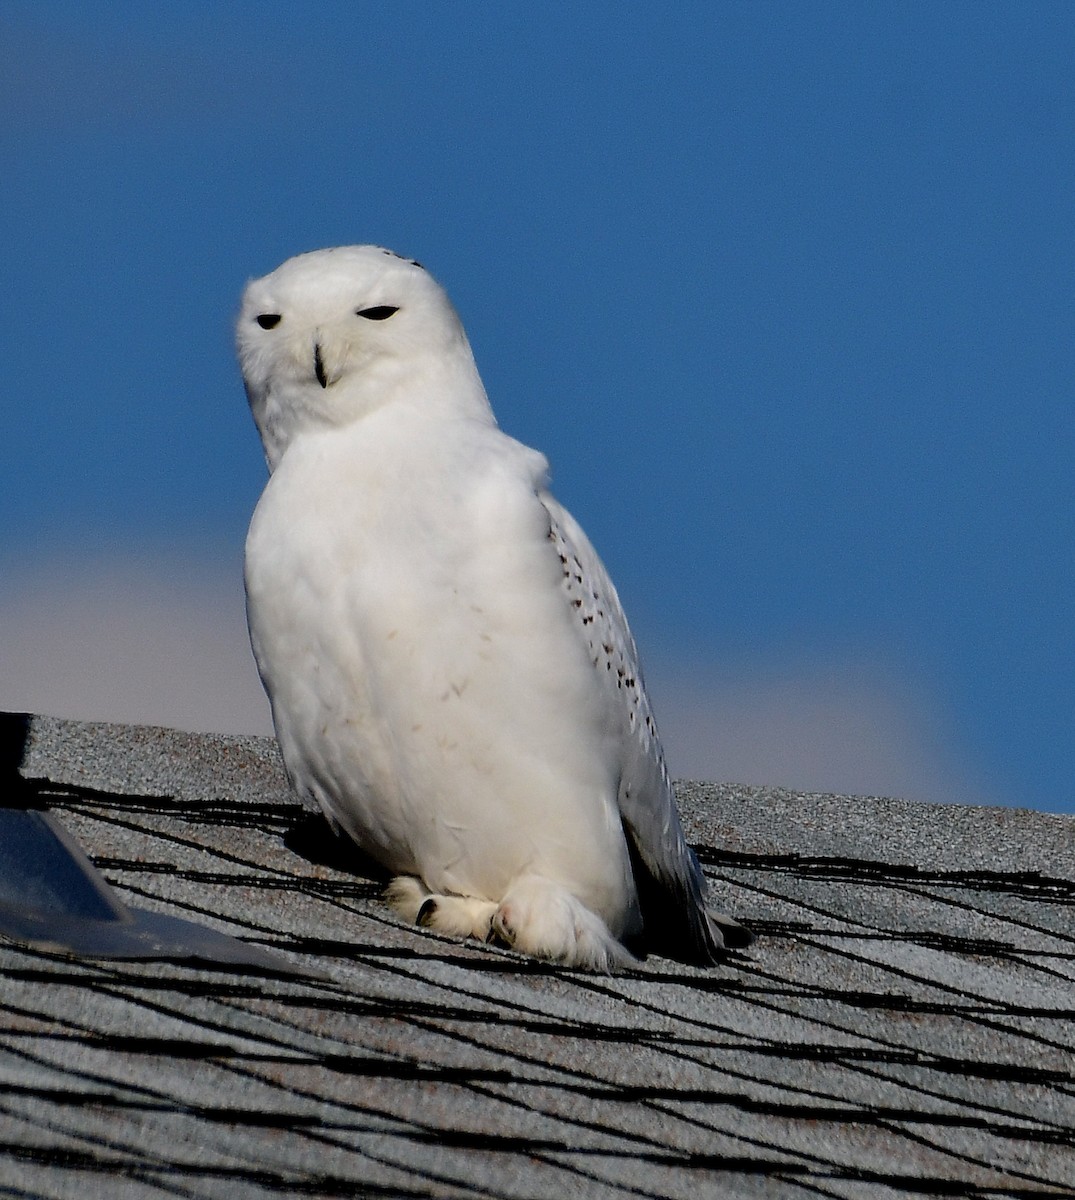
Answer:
[644, 657, 998, 807]
[0, 554, 272, 737]
[0, 555, 995, 805]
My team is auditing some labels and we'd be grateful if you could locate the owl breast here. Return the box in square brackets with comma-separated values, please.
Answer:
[244, 413, 637, 929]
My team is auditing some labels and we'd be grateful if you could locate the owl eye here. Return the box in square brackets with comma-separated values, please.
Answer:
[356, 306, 399, 321]
[255, 313, 282, 330]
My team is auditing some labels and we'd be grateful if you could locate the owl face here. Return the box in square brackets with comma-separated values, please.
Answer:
[237, 246, 467, 467]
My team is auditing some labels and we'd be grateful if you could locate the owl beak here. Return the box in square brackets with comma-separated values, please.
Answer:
[313, 342, 329, 389]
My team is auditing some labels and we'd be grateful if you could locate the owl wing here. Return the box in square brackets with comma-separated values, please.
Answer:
[538, 492, 749, 963]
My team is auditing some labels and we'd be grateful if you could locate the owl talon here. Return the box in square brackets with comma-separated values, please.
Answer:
[387, 877, 498, 940]
[487, 915, 514, 947]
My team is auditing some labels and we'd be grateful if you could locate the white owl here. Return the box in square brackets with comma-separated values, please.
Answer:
[238, 246, 750, 970]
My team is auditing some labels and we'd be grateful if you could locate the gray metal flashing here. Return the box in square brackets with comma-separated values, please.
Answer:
[0, 712, 1072, 1198]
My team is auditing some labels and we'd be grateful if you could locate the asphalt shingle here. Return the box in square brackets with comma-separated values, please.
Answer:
[1, 712, 1072, 1198]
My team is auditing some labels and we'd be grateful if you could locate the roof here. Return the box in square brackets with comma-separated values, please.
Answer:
[1, 711, 1073, 1199]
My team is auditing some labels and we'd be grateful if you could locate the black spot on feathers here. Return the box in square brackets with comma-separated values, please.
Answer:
[381, 248, 424, 269]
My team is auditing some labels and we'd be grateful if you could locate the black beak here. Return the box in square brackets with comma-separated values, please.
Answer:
[314, 343, 328, 389]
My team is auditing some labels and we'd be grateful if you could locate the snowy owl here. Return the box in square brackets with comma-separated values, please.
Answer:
[238, 245, 750, 970]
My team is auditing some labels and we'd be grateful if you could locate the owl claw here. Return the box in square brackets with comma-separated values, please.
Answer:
[386, 876, 498, 940]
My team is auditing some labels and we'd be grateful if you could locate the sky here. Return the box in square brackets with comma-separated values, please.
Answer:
[1, 3, 1072, 813]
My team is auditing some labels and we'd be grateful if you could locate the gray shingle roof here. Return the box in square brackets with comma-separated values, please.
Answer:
[2, 712, 1073, 1198]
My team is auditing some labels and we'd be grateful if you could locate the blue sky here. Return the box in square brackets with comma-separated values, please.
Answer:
[2, 4, 1072, 812]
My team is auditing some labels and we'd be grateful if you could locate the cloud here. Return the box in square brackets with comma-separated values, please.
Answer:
[1, 555, 996, 806]
[0, 554, 272, 737]
[644, 657, 999, 807]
